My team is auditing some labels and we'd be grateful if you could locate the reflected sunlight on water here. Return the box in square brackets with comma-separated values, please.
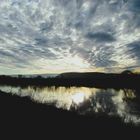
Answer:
[0, 85, 140, 125]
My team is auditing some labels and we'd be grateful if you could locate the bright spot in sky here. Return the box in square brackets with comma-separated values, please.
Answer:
[71, 92, 85, 105]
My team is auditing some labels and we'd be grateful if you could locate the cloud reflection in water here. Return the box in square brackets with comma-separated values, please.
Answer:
[0, 86, 140, 124]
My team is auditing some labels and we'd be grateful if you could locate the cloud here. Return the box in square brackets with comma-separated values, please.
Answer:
[128, 0, 140, 13]
[0, 0, 139, 74]
[127, 41, 140, 60]
[85, 32, 116, 42]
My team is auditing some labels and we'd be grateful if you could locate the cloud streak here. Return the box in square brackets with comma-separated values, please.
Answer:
[0, 0, 140, 74]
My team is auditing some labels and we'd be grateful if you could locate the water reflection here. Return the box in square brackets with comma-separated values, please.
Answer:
[0, 86, 140, 124]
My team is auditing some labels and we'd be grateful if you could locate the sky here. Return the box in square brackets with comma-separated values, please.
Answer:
[0, 0, 140, 74]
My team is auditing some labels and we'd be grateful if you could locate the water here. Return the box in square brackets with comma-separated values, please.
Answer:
[0, 85, 140, 125]
[10, 74, 58, 78]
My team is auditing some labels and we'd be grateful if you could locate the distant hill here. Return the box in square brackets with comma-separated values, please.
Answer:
[57, 71, 136, 79]
[57, 72, 106, 78]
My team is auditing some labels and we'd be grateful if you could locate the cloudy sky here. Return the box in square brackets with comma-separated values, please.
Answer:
[0, 0, 140, 74]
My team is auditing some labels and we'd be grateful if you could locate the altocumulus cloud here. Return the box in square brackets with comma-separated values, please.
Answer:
[0, 0, 140, 74]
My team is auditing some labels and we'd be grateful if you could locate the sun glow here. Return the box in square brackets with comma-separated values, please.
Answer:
[31, 54, 90, 74]
[71, 92, 85, 104]
[65, 55, 90, 68]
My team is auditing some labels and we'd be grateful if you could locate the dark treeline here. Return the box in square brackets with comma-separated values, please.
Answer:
[0, 71, 140, 89]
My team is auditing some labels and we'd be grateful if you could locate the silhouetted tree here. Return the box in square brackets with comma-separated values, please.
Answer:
[18, 75, 22, 78]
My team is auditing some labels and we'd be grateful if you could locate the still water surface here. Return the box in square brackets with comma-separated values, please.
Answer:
[0, 86, 140, 125]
